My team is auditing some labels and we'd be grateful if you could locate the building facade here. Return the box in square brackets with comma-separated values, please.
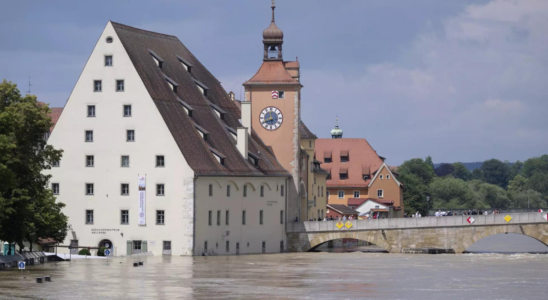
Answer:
[242, 3, 327, 222]
[315, 123, 404, 217]
[45, 21, 292, 256]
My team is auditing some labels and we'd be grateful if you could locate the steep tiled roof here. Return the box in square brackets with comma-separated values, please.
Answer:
[315, 138, 384, 188]
[347, 198, 367, 207]
[49, 107, 63, 133]
[112, 22, 289, 177]
[244, 61, 300, 86]
[327, 204, 359, 215]
[299, 120, 317, 139]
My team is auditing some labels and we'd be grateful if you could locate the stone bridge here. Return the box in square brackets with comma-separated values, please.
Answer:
[286, 212, 548, 253]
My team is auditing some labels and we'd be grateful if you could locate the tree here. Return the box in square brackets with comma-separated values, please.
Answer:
[509, 160, 523, 179]
[509, 189, 547, 209]
[524, 172, 548, 197]
[453, 162, 471, 181]
[507, 174, 527, 194]
[429, 177, 482, 209]
[472, 169, 483, 181]
[399, 172, 429, 215]
[521, 155, 548, 178]
[475, 183, 511, 209]
[0, 80, 67, 251]
[434, 163, 455, 177]
[424, 156, 435, 171]
[481, 159, 510, 188]
[399, 158, 436, 186]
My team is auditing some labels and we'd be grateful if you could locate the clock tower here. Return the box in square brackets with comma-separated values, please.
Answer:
[243, 1, 303, 220]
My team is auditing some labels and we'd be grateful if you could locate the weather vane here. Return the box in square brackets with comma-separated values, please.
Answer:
[272, 0, 275, 6]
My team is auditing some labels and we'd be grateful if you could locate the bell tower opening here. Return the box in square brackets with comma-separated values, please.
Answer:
[263, 0, 284, 61]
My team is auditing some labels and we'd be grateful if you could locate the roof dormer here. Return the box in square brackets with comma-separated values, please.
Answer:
[148, 49, 164, 68]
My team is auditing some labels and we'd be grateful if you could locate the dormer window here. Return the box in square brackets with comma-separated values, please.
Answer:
[225, 125, 237, 140]
[194, 79, 209, 96]
[339, 168, 348, 180]
[163, 74, 178, 93]
[209, 102, 226, 120]
[148, 49, 164, 69]
[249, 152, 261, 167]
[324, 151, 332, 163]
[176, 55, 193, 73]
[193, 123, 209, 141]
[209, 147, 226, 166]
[340, 150, 349, 162]
[177, 97, 194, 117]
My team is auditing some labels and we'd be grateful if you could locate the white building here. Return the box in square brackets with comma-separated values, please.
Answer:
[45, 21, 292, 256]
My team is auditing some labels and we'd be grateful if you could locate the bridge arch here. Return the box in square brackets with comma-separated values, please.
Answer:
[306, 230, 393, 253]
[454, 224, 548, 254]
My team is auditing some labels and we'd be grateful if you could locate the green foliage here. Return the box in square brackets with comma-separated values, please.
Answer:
[480, 159, 510, 188]
[509, 190, 547, 209]
[472, 182, 511, 209]
[97, 247, 107, 256]
[399, 172, 429, 215]
[78, 249, 91, 256]
[521, 155, 548, 178]
[509, 160, 523, 179]
[472, 168, 483, 181]
[429, 177, 482, 209]
[424, 156, 435, 170]
[399, 158, 436, 186]
[452, 162, 471, 181]
[434, 163, 454, 177]
[524, 172, 548, 196]
[0, 80, 67, 249]
[507, 174, 527, 194]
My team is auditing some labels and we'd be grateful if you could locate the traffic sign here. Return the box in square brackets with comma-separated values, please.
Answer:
[467, 217, 475, 224]
[18, 261, 25, 269]
[104, 249, 111, 256]
[543, 214, 548, 221]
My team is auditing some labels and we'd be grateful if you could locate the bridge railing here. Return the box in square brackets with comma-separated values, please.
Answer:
[287, 212, 546, 233]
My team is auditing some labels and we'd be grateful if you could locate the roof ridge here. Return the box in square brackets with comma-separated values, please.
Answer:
[110, 21, 179, 40]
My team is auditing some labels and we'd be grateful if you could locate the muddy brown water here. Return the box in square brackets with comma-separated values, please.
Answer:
[0, 234, 547, 299]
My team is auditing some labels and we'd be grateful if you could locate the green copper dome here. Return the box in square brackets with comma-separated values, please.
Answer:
[331, 118, 343, 139]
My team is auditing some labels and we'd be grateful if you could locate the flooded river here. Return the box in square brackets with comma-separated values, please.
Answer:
[1, 234, 547, 300]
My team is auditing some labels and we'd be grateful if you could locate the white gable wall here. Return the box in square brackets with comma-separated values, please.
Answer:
[355, 200, 388, 216]
[45, 22, 195, 256]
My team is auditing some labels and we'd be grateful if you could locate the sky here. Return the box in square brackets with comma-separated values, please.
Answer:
[1, 0, 547, 165]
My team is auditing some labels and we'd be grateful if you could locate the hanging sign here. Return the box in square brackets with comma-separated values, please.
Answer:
[138, 176, 146, 225]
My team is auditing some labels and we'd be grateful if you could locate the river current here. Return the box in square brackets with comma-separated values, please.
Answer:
[1, 234, 547, 300]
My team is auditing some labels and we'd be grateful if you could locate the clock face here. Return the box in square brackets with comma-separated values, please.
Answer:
[259, 107, 283, 131]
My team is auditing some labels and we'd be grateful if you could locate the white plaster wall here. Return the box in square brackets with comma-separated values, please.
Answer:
[44, 22, 195, 256]
[194, 177, 287, 255]
[356, 200, 388, 216]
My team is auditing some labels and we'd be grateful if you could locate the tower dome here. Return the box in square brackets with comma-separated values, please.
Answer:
[331, 118, 343, 139]
[262, 1, 284, 60]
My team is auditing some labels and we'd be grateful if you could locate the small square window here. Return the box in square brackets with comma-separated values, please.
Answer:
[86, 155, 94, 167]
[377, 189, 384, 198]
[338, 191, 344, 199]
[85, 130, 93, 142]
[52, 160, 60, 167]
[121, 210, 129, 225]
[208, 210, 212, 226]
[156, 210, 165, 225]
[341, 155, 349, 163]
[126, 130, 135, 142]
[243, 185, 247, 197]
[87, 105, 96, 117]
[94, 80, 102, 92]
[86, 210, 94, 224]
[209, 184, 213, 196]
[278, 91, 285, 99]
[105, 56, 113, 66]
[281, 185, 284, 197]
[227, 185, 231, 197]
[156, 184, 165, 196]
[339, 172, 348, 180]
[242, 210, 246, 225]
[217, 210, 221, 226]
[280, 210, 284, 224]
[123, 105, 132, 117]
[260, 186, 264, 197]
[156, 155, 165, 167]
[121, 183, 129, 196]
[121, 156, 130, 167]
[52, 183, 60, 195]
[116, 80, 124, 92]
[86, 183, 94, 195]
[353, 191, 360, 198]
[225, 210, 229, 225]
[260, 210, 264, 225]
[380, 175, 384, 180]
[324, 157, 332, 163]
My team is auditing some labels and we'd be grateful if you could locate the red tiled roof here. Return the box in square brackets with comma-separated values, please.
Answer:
[244, 61, 300, 86]
[316, 138, 383, 188]
[283, 61, 299, 68]
[49, 107, 63, 133]
[347, 198, 367, 206]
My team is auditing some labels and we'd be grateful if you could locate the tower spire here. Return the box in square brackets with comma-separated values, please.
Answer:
[263, 0, 284, 60]
[331, 116, 343, 139]
[271, 0, 276, 22]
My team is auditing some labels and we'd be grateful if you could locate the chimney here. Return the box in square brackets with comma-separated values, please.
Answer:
[241, 101, 251, 130]
[237, 127, 248, 160]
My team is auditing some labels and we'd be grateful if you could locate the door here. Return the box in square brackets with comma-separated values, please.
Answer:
[133, 240, 142, 254]
[163, 241, 171, 255]
[126, 240, 133, 256]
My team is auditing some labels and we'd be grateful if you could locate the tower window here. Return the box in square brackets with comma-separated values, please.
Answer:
[105, 56, 113, 66]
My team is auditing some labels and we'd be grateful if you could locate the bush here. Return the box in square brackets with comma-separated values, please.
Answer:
[78, 249, 91, 256]
[97, 247, 107, 256]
